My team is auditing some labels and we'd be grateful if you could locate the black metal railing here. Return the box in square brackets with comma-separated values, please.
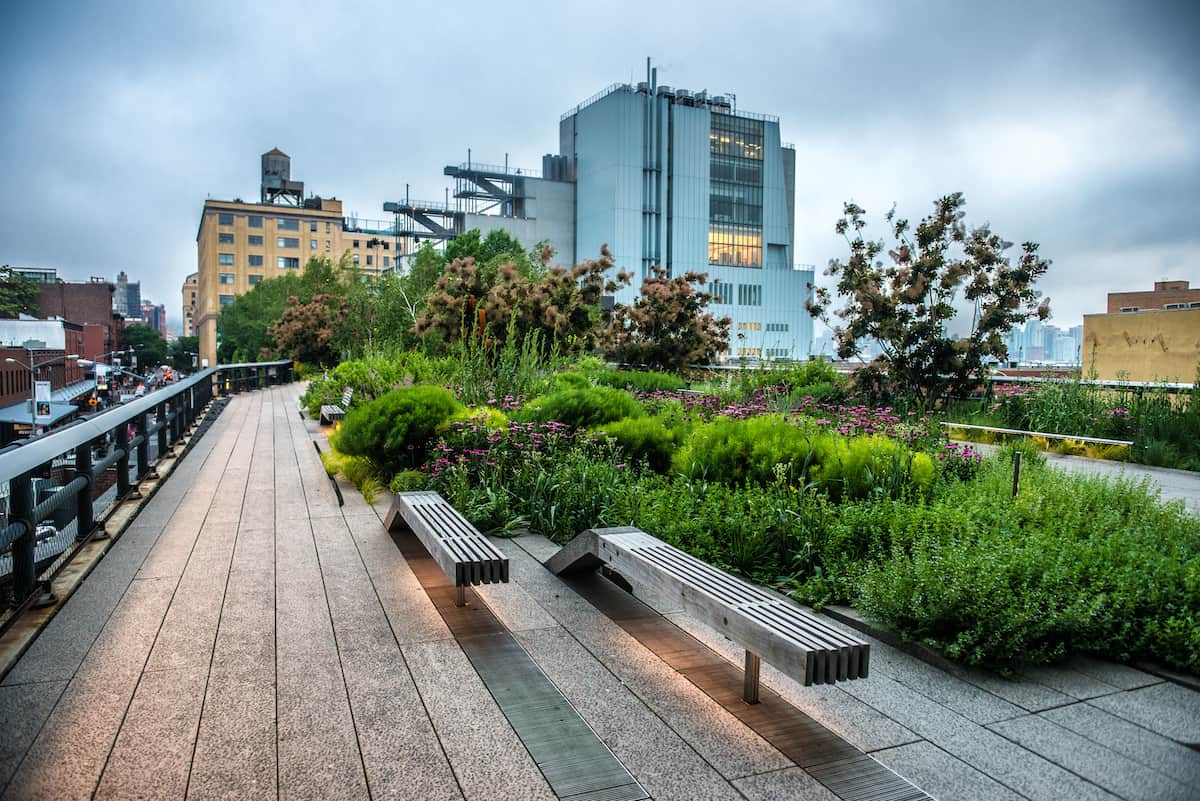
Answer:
[0, 360, 293, 616]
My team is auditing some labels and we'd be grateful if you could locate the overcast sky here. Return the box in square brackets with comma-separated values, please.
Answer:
[2, 0, 1197, 334]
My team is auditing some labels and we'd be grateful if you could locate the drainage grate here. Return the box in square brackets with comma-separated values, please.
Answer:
[395, 534, 647, 801]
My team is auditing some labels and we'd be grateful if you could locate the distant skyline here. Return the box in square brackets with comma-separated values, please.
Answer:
[2, 0, 1197, 334]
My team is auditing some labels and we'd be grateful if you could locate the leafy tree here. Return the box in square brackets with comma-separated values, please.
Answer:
[0, 266, 41, 319]
[168, 336, 200, 372]
[216, 272, 301, 361]
[372, 243, 448, 347]
[123, 323, 169, 370]
[445, 229, 543, 279]
[604, 266, 730, 372]
[268, 293, 348, 366]
[808, 193, 1051, 404]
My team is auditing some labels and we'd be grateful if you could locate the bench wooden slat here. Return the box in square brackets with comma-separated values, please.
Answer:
[385, 491, 509, 593]
[547, 527, 869, 689]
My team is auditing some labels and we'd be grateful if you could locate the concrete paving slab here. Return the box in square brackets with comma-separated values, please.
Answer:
[562, 615, 793, 780]
[947, 664, 1076, 712]
[229, 526, 274, 574]
[871, 741, 1026, 801]
[665, 612, 921, 754]
[403, 639, 554, 801]
[989, 714, 1195, 801]
[509, 532, 564, 564]
[732, 766, 840, 801]
[187, 670, 276, 801]
[144, 558, 229, 673]
[1039, 703, 1200, 788]
[0, 680, 66, 793]
[93, 667, 207, 800]
[843, 674, 1122, 801]
[208, 570, 274, 681]
[1088, 683, 1200, 745]
[1019, 664, 1124, 700]
[514, 627, 741, 801]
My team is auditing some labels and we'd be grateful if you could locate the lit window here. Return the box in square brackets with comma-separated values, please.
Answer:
[248, 254, 263, 267]
[219, 273, 235, 285]
[248, 215, 263, 228]
[277, 257, 299, 270]
[277, 218, 299, 231]
[248, 274, 263, 286]
[218, 232, 234, 244]
[248, 234, 263, 246]
[218, 212, 234, 225]
[218, 253, 234, 266]
[277, 237, 299, 248]
[352, 254, 360, 265]
[219, 294, 235, 306]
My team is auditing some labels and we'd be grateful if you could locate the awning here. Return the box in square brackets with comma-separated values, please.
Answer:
[0, 401, 79, 426]
[52, 379, 96, 403]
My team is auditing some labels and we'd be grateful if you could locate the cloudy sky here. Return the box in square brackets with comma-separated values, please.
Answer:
[2, 0, 1197, 334]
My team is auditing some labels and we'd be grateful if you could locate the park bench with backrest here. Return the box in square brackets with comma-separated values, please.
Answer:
[384, 491, 509, 606]
[319, 387, 354, 425]
[547, 526, 869, 701]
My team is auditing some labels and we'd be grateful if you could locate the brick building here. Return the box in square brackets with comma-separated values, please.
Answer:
[0, 321, 89, 442]
[36, 280, 124, 359]
[1107, 280, 1200, 313]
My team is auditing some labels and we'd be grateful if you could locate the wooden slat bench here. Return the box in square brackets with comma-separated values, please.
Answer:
[547, 527, 869, 702]
[384, 491, 509, 606]
[319, 387, 354, 425]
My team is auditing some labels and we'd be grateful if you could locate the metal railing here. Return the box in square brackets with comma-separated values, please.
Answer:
[0, 360, 293, 616]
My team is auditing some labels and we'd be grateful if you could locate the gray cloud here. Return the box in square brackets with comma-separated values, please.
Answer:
[1, 0, 1196, 333]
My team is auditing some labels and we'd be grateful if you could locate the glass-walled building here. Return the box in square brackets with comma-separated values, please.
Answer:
[559, 78, 812, 360]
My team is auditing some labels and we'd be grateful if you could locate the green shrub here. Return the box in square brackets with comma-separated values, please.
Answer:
[910, 452, 936, 493]
[390, 470, 427, 493]
[673, 415, 819, 487]
[518, 386, 643, 428]
[551, 371, 592, 391]
[302, 355, 416, 418]
[596, 416, 681, 473]
[590, 369, 687, 393]
[333, 386, 463, 474]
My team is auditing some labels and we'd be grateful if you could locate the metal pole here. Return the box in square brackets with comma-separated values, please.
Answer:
[156, 402, 168, 457]
[136, 412, 150, 481]
[27, 348, 35, 434]
[1012, 450, 1022, 498]
[9, 472, 35, 606]
[74, 439, 95, 541]
[743, 651, 761, 704]
[116, 419, 131, 497]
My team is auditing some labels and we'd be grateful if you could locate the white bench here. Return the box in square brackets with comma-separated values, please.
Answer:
[384, 491, 509, 606]
[319, 387, 354, 425]
[547, 527, 869, 702]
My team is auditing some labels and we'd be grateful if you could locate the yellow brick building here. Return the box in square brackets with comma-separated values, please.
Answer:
[192, 149, 402, 364]
[1082, 308, 1200, 382]
[181, 272, 198, 337]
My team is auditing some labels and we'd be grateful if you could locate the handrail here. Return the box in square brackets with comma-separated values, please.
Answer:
[942, 421, 1133, 447]
[0, 359, 293, 615]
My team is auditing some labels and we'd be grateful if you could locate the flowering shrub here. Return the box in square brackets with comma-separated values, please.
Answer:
[937, 441, 983, 482]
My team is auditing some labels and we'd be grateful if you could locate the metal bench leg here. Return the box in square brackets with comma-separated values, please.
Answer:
[456, 585, 466, 608]
[744, 651, 761, 704]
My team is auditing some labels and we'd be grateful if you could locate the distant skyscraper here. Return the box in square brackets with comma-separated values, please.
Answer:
[113, 271, 141, 320]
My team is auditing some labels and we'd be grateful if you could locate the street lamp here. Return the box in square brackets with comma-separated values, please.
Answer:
[4, 349, 81, 435]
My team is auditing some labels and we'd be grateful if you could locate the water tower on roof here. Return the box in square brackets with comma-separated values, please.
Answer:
[260, 147, 304, 205]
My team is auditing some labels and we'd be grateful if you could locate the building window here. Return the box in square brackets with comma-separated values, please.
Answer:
[366, 255, 373, 266]
[218, 232, 235, 244]
[383, 241, 390, 250]
[218, 253, 235, 266]
[352, 254, 360, 265]
[738, 284, 763, 306]
[709, 113, 764, 268]
[708, 281, 733, 304]
[219, 272, 235, 285]
[219, 294, 235, 306]
[353, 239, 360, 248]
[277, 236, 299, 248]
[248, 254, 264, 267]
[766, 322, 789, 332]
[310, 239, 318, 250]
[736, 321, 762, 332]
[248, 274, 263, 286]
[383, 256, 390, 268]
[248, 234, 263, 246]
[325, 221, 331, 233]
[248, 215, 263, 228]
[277, 256, 300, 270]
[218, 212, 234, 225]
[277, 218, 299, 231]
[310, 221, 318, 232]
[325, 240, 331, 251]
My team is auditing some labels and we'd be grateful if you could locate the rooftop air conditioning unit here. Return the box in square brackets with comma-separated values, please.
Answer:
[657, 85, 674, 97]
[676, 89, 692, 104]
[637, 82, 649, 93]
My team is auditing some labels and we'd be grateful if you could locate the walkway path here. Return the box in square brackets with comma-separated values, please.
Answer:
[0, 385, 1196, 800]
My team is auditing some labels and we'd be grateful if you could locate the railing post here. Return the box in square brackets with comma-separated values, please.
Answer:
[116, 419, 131, 497]
[74, 439, 95, 542]
[9, 471, 36, 607]
[136, 412, 150, 480]
[743, 650, 761, 704]
[156, 402, 168, 459]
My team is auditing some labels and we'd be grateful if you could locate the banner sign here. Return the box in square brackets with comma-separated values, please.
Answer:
[35, 381, 52, 420]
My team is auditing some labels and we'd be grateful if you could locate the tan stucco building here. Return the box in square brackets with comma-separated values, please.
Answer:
[181, 272, 198, 337]
[193, 149, 402, 365]
[1083, 281, 1200, 381]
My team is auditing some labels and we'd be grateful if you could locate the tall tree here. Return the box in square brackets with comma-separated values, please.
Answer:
[122, 323, 169, 371]
[0, 266, 41, 319]
[808, 193, 1051, 404]
[168, 335, 200, 372]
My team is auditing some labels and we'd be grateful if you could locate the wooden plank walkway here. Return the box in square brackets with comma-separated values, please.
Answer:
[0, 384, 1195, 801]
